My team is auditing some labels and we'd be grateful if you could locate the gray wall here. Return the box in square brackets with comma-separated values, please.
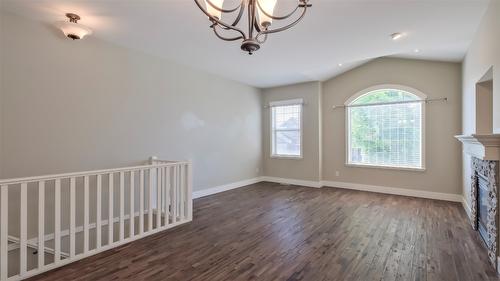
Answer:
[262, 82, 322, 182]
[323, 58, 462, 195]
[0, 5, 3, 179]
[0, 11, 262, 192]
[1, 9, 469, 199]
[261, 58, 463, 195]
[462, 1, 500, 206]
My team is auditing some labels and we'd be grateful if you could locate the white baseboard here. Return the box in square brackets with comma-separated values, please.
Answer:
[322, 180, 462, 202]
[260, 176, 322, 188]
[193, 177, 262, 199]
[194, 176, 463, 203]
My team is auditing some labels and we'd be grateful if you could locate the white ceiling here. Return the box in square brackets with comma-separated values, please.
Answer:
[1, 0, 490, 88]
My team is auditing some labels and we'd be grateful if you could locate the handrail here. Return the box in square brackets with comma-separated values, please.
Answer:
[0, 160, 189, 186]
[0, 157, 193, 280]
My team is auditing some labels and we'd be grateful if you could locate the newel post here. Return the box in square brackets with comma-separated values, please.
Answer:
[187, 161, 193, 221]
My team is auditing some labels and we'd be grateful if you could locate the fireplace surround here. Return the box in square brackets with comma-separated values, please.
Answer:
[456, 134, 500, 270]
[470, 157, 498, 267]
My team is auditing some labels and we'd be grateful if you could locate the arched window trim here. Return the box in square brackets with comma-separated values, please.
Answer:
[345, 84, 428, 106]
[345, 84, 427, 171]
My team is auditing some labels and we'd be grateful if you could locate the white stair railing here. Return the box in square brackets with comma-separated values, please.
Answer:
[0, 158, 192, 281]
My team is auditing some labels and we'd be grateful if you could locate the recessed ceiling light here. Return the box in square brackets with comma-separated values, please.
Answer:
[391, 32, 404, 40]
[338, 63, 343, 67]
[414, 49, 420, 53]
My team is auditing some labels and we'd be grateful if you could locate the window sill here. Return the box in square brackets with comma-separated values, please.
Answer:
[271, 155, 303, 160]
[345, 163, 426, 172]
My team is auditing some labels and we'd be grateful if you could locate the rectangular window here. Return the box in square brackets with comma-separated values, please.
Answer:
[270, 99, 302, 158]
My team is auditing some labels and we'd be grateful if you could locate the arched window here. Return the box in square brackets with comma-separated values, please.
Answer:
[346, 85, 426, 170]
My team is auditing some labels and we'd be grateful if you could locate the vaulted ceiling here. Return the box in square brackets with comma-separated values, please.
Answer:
[1, 0, 490, 88]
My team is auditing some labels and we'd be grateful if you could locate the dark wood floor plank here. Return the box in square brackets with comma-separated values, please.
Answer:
[28, 182, 500, 281]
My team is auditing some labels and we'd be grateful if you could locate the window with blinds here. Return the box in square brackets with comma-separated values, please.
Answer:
[347, 89, 424, 169]
[271, 100, 302, 157]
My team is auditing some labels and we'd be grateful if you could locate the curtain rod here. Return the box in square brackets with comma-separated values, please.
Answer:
[331, 97, 448, 109]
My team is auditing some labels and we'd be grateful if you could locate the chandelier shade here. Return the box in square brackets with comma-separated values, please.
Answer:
[194, 0, 311, 54]
[257, 0, 278, 26]
[204, 0, 225, 19]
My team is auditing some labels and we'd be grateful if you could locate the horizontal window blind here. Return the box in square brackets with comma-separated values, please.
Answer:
[348, 92, 423, 169]
[271, 104, 302, 157]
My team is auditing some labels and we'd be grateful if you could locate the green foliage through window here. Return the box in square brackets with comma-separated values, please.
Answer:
[348, 89, 423, 168]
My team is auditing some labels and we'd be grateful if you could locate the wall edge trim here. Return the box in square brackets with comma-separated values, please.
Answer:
[194, 177, 463, 203]
[193, 177, 262, 199]
[260, 176, 322, 188]
[322, 180, 462, 202]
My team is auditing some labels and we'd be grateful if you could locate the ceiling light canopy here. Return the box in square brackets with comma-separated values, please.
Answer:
[195, 0, 312, 55]
[56, 13, 92, 40]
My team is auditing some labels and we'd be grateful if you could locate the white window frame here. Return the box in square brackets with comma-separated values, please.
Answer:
[345, 84, 427, 171]
[270, 99, 304, 159]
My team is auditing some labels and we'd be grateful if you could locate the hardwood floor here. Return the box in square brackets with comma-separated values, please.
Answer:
[29, 182, 499, 281]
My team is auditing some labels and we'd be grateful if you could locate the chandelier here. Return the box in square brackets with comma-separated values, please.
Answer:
[194, 0, 311, 54]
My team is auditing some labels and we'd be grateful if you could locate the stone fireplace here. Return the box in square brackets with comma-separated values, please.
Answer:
[477, 172, 492, 244]
[456, 134, 500, 269]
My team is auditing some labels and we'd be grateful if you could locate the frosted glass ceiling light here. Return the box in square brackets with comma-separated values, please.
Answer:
[194, 0, 312, 55]
[56, 13, 93, 40]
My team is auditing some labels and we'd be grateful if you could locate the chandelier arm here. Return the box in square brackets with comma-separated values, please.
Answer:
[206, 0, 244, 13]
[254, 20, 262, 33]
[193, 0, 247, 39]
[219, 3, 245, 30]
[256, 0, 301, 21]
[257, 3, 308, 36]
[231, 3, 246, 27]
[256, 33, 268, 44]
[212, 25, 245, 41]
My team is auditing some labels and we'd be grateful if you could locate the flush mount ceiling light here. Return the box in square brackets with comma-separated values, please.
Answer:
[56, 13, 93, 40]
[390, 32, 404, 40]
[194, 0, 312, 55]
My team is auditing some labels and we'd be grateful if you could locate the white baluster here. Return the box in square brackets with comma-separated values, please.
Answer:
[156, 168, 161, 229]
[108, 174, 114, 245]
[165, 167, 170, 227]
[164, 167, 168, 227]
[160, 167, 165, 228]
[139, 170, 144, 236]
[54, 179, 61, 263]
[180, 165, 185, 220]
[160, 167, 167, 228]
[70, 177, 76, 257]
[172, 166, 178, 224]
[96, 175, 102, 249]
[19, 183, 27, 276]
[119, 172, 124, 241]
[129, 171, 135, 238]
[84, 176, 89, 252]
[148, 169, 153, 231]
[0, 186, 8, 280]
[38, 181, 45, 269]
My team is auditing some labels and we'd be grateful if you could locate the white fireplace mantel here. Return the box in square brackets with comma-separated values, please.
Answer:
[455, 134, 500, 161]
